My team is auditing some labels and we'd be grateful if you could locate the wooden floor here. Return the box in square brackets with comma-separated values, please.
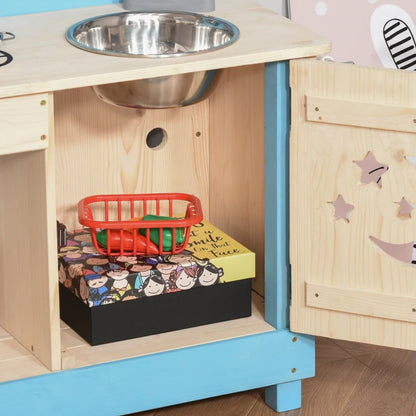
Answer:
[133, 336, 416, 416]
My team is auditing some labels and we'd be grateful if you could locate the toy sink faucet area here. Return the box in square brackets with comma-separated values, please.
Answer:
[65, 0, 239, 108]
[122, 0, 215, 12]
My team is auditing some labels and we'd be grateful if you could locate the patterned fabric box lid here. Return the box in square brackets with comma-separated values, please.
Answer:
[58, 220, 255, 307]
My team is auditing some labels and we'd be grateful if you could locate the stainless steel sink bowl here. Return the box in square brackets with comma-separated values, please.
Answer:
[92, 70, 218, 108]
[66, 11, 239, 58]
[66, 12, 239, 108]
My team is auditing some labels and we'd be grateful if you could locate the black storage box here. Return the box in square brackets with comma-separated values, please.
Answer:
[59, 278, 251, 345]
[58, 221, 255, 345]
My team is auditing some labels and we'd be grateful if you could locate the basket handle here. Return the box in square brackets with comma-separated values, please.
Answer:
[78, 198, 94, 223]
[186, 202, 199, 219]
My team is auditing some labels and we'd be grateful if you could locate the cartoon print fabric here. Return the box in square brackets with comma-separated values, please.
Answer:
[58, 229, 224, 307]
[290, 0, 416, 69]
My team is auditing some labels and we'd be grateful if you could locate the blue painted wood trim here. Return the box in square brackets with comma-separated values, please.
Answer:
[0, 1, 120, 17]
[263, 62, 314, 413]
[264, 61, 291, 330]
[0, 329, 314, 416]
[265, 380, 302, 412]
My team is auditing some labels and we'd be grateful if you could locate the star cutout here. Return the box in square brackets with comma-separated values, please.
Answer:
[330, 195, 354, 222]
[354, 151, 388, 188]
[396, 197, 415, 217]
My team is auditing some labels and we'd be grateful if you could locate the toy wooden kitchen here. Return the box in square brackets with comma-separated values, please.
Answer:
[1, 0, 414, 415]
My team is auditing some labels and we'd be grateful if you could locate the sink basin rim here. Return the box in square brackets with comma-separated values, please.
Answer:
[65, 11, 240, 58]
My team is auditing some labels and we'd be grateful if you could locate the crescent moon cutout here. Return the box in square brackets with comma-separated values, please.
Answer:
[405, 156, 416, 166]
[370, 235, 415, 264]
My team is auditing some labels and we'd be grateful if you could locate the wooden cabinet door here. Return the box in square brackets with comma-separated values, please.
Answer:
[290, 59, 416, 350]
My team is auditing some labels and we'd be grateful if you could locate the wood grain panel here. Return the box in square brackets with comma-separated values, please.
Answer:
[0, 3, 330, 99]
[290, 59, 416, 350]
[0, 93, 61, 370]
[209, 64, 265, 295]
[0, 93, 49, 155]
[54, 87, 209, 230]
[306, 282, 416, 323]
[306, 95, 416, 133]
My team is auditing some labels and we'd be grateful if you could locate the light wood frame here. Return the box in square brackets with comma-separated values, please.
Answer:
[0, 2, 331, 412]
[0, 62, 314, 414]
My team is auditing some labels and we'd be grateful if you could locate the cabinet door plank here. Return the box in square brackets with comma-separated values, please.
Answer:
[290, 59, 416, 350]
[306, 282, 416, 323]
[306, 95, 416, 133]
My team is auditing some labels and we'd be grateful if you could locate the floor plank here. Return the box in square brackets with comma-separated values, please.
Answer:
[154, 389, 259, 416]
[314, 336, 351, 365]
[302, 358, 376, 416]
[340, 366, 415, 416]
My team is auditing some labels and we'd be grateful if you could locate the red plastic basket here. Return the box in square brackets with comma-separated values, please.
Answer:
[78, 193, 203, 256]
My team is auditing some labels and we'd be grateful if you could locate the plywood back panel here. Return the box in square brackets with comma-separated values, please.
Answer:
[54, 87, 209, 230]
[209, 64, 265, 294]
[290, 59, 416, 350]
[54, 66, 264, 292]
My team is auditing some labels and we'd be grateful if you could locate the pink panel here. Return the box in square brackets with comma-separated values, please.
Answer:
[290, 0, 416, 69]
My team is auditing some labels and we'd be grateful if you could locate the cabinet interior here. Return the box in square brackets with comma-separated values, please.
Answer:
[0, 64, 269, 378]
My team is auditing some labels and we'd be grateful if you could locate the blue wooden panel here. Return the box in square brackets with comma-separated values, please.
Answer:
[0, 1, 120, 17]
[263, 61, 315, 412]
[264, 61, 291, 330]
[0, 329, 314, 415]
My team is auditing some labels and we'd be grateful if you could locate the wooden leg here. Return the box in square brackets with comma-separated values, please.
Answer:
[265, 380, 302, 413]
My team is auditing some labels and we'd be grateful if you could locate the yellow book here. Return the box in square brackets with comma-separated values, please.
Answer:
[186, 220, 255, 283]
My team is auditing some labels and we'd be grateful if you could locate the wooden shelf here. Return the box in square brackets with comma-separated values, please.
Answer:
[0, 293, 273, 383]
